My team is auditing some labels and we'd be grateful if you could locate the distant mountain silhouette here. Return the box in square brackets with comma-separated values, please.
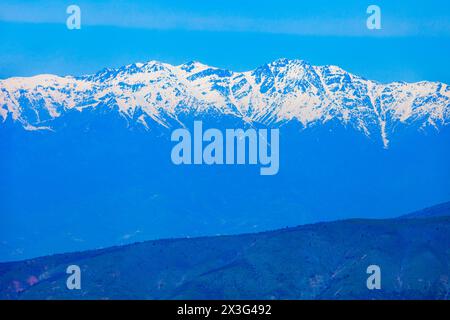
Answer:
[0, 202, 448, 300]
[401, 201, 450, 219]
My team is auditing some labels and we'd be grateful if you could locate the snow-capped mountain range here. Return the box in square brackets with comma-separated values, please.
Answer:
[2, 59, 450, 262]
[1, 58, 449, 147]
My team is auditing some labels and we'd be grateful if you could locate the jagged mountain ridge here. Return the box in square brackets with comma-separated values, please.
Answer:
[1, 203, 449, 299]
[1, 58, 449, 147]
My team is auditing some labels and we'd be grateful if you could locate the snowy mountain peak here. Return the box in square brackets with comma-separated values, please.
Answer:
[1, 58, 449, 147]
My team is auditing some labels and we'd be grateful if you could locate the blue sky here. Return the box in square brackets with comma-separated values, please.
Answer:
[1, 0, 449, 83]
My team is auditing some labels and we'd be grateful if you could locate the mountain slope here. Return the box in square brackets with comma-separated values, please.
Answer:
[1, 59, 449, 147]
[0, 210, 449, 300]
[401, 201, 450, 219]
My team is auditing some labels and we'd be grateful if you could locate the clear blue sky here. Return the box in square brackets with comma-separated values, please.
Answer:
[1, 0, 449, 83]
